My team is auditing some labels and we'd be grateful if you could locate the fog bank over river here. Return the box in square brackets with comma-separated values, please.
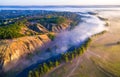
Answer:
[16, 8, 109, 77]
[0, 7, 110, 76]
[22, 8, 108, 67]
[51, 13, 106, 53]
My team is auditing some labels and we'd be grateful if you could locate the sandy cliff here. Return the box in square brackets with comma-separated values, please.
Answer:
[0, 34, 51, 71]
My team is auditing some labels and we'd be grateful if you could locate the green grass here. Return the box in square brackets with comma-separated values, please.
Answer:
[89, 36, 120, 77]
[95, 45, 120, 76]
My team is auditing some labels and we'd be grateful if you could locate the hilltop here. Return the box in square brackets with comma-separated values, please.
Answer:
[0, 10, 82, 77]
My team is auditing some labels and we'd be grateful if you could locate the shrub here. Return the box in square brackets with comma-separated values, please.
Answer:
[47, 34, 55, 41]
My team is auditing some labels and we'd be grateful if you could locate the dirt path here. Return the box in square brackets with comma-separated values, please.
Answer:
[43, 63, 65, 77]
[66, 57, 82, 77]
[86, 50, 116, 77]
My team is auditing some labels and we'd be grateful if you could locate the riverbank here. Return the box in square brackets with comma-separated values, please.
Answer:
[45, 10, 120, 77]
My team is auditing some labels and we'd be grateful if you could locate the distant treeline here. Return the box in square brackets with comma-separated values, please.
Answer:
[0, 10, 81, 26]
[28, 16, 67, 25]
[0, 20, 26, 39]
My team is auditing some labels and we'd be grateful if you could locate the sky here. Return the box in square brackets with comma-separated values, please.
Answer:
[0, 0, 120, 6]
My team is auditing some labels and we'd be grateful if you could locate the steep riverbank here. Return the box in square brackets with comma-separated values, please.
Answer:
[0, 34, 51, 73]
[0, 11, 76, 76]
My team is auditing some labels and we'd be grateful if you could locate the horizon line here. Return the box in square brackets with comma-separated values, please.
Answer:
[0, 5, 120, 6]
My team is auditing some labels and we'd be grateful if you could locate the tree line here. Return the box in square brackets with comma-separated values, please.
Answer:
[0, 20, 26, 39]
[27, 38, 91, 77]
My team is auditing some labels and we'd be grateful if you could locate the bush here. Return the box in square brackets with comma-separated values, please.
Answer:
[47, 34, 55, 41]
[117, 41, 120, 44]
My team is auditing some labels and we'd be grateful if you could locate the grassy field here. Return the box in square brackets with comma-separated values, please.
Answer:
[89, 13, 120, 76]
[43, 11, 120, 77]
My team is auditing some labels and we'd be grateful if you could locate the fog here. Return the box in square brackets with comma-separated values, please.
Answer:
[16, 11, 108, 76]
[98, 11, 120, 18]
[1, 7, 120, 12]
[5, 8, 109, 73]
[49, 13, 106, 53]
[36, 12, 107, 61]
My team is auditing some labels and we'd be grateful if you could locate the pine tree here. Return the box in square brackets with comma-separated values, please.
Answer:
[40, 66, 44, 74]
[55, 61, 59, 67]
[28, 71, 33, 77]
[65, 54, 69, 62]
[49, 61, 53, 69]
[43, 63, 49, 72]
[71, 53, 74, 60]
[35, 71, 39, 77]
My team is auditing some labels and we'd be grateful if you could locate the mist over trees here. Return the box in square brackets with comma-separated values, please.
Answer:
[27, 38, 91, 77]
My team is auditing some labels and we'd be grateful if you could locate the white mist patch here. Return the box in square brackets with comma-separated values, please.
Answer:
[49, 13, 107, 53]
[98, 11, 120, 18]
